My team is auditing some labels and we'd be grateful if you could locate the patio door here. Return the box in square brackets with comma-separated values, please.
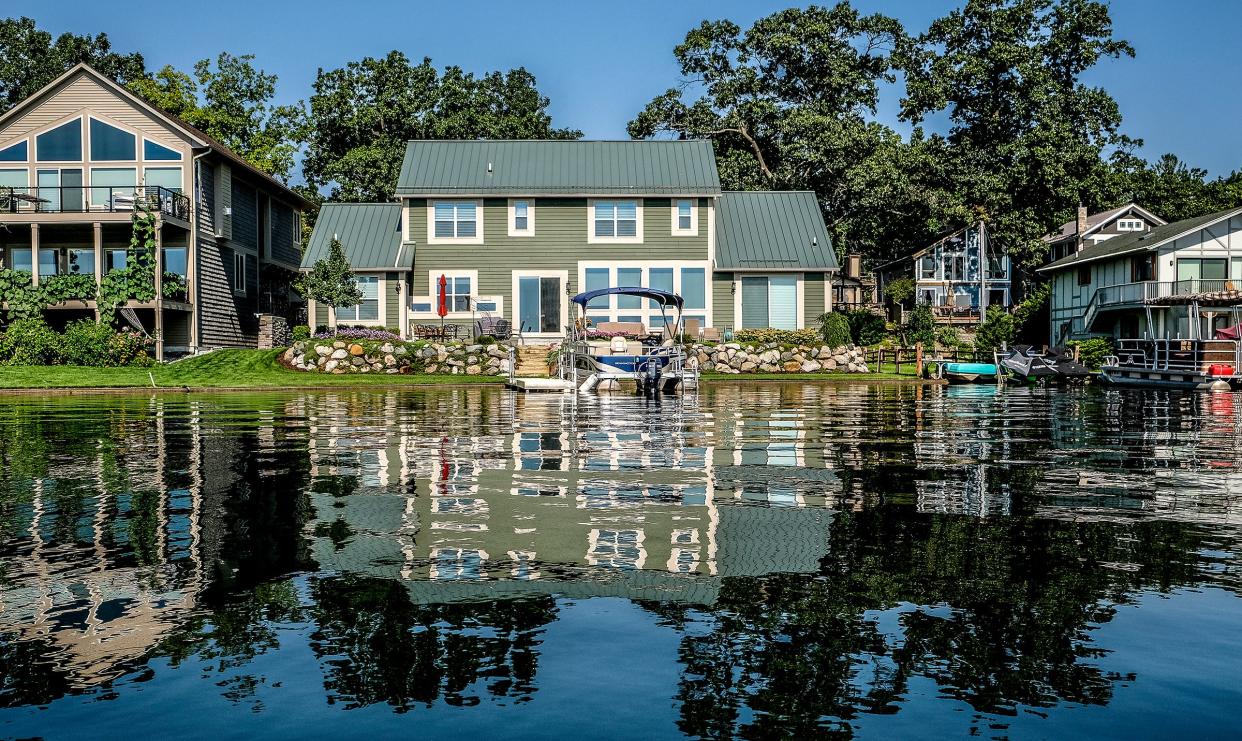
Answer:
[518, 275, 562, 334]
[37, 168, 82, 212]
[740, 275, 797, 329]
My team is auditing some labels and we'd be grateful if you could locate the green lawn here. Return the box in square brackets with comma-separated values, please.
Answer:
[0, 349, 506, 390]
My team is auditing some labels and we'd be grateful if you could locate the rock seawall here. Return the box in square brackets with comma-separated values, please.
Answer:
[283, 340, 512, 375]
[689, 342, 868, 374]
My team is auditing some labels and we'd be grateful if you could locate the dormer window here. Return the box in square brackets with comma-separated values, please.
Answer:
[1117, 218, 1145, 232]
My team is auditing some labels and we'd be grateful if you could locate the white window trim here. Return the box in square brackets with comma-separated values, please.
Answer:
[426, 199, 484, 244]
[575, 261, 712, 329]
[671, 198, 699, 236]
[411, 269, 496, 319]
[732, 272, 806, 330]
[508, 198, 535, 237]
[142, 165, 184, 192]
[1117, 218, 1145, 232]
[587, 199, 643, 244]
[232, 251, 247, 296]
[86, 115, 141, 164]
[335, 273, 385, 325]
[511, 269, 569, 339]
[141, 136, 184, 162]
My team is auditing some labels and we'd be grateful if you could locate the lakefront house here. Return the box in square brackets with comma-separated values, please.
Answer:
[0, 63, 307, 359]
[1039, 206, 1242, 345]
[874, 222, 1013, 324]
[304, 140, 840, 339]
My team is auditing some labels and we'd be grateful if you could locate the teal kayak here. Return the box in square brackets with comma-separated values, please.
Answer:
[942, 362, 998, 382]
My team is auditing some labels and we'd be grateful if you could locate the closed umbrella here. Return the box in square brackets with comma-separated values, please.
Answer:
[437, 274, 448, 336]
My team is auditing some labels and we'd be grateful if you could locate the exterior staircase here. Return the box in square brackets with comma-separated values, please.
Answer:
[514, 344, 553, 378]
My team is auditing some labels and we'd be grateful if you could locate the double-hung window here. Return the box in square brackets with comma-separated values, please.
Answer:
[431, 201, 479, 241]
[339, 275, 380, 321]
[446, 275, 472, 312]
[592, 200, 639, 242]
[672, 199, 697, 235]
[509, 199, 534, 236]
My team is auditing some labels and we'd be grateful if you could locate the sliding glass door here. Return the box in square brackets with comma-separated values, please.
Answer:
[518, 275, 562, 334]
[740, 275, 797, 330]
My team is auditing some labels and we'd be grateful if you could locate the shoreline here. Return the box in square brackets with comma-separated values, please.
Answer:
[0, 373, 940, 395]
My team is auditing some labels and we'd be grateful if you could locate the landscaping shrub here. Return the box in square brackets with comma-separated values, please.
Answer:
[291, 325, 312, 341]
[974, 305, 1015, 352]
[817, 312, 852, 348]
[906, 303, 936, 347]
[1068, 337, 1114, 370]
[60, 320, 118, 366]
[733, 328, 821, 345]
[0, 317, 61, 365]
[475, 334, 496, 344]
[845, 310, 887, 346]
[936, 325, 966, 350]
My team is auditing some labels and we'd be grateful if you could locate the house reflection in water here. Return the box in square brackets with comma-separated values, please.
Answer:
[300, 389, 840, 605]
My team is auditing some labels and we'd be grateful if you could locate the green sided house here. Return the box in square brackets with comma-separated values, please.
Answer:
[304, 140, 839, 339]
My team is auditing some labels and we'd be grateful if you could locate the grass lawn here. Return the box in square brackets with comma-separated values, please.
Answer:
[0, 349, 506, 390]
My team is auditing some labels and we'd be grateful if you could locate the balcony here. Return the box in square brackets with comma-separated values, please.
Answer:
[0, 186, 190, 223]
[1095, 280, 1238, 308]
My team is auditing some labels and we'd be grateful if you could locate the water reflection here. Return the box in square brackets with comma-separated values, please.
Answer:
[0, 385, 1240, 737]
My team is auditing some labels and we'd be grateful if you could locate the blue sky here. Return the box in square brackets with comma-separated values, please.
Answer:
[24, 0, 1242, 176]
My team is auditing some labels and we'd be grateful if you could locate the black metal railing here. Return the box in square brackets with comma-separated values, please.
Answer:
[0, 186, 190, 221]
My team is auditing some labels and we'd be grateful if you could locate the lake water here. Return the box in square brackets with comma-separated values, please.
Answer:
[1, 383, 1241, 739]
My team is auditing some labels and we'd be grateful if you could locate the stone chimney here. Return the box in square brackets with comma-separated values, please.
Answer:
[1076, 205, 1088, 236]
[846, 253, 862, 279]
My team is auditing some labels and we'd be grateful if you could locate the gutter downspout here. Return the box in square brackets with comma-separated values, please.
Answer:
[191, 146, 213, 354]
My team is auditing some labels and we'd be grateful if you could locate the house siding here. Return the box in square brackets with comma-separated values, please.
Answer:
[270, 201, 299, 266]
[385, 273, 401, 328]
[407, 197, 711, 331]
[231, 179, 258, 251]
[712, 272, 735, 329]
[805, 272, 825, 320]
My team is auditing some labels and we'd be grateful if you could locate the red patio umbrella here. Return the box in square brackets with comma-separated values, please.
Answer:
[437, 274, 448, 333]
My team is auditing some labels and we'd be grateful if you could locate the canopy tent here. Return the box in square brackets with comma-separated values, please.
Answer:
[571, 286, 685, 310]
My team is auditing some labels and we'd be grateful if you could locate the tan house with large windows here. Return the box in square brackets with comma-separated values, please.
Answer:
[0, 63, 307, 357]
[306, 140, 839, 339]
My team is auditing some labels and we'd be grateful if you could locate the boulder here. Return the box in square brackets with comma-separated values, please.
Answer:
[740, 361, 757, 372]
[384, 354, 396, 366]
[782, 361, 802, 372]
[466, 365, 481, 375]
[316, 345, 332, 357]
[324, 359, 338, 372]
[802, 359, 822, 372]
[380, 343, 394, 354]
[824, 358, 838, 370]
[330, 348, 349, 360]
[349, 344, 365, 356]
[332, 341, 346, 349]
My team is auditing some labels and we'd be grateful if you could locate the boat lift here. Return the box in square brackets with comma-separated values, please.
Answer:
[557, 287, 698, 394]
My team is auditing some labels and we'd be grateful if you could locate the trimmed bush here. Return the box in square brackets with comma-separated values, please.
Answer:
[60, 320, 117, 366]
[817, 312, 852, 347]
[291, 325, 312, 341]
[845, 310, 887, 346]
[1068, 337, 1113, 370]
[0, 317, 61, 365]
[907, 303, 936, 347]
[733, 328, 821, 345]
[975, 305, 1015, 352]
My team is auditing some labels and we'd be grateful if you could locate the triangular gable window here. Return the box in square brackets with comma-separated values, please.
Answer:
[0, 141, 27, 162]
[36, 118, 82, 161]
[89, 118, 135, 161]
[143, 138, 182, 161]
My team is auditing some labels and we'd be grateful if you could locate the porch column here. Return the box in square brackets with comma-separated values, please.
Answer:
[307, 297, 316, 332]
[29, 223, 38, 285]
[93, 222, 102, 321]
[154, 226, 164, 361]
[399, 277, 409, 339]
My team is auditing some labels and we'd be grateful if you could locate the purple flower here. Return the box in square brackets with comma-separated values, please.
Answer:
[314, 327, 402, 342]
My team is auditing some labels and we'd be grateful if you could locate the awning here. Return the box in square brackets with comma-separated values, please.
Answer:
[571, 286, 684, 310]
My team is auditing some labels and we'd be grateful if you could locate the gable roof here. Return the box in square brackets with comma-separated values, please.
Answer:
[301, 203, 408, 271]
[1039, 207, 1242, 273]
[715, 191, 837, 271]
[396, 140, 721, 196]
[0, 63, 308, 208]
[1043, 203, 1165, 243]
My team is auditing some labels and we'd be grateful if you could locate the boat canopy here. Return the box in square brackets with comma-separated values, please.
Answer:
[571, 286, 685, 310]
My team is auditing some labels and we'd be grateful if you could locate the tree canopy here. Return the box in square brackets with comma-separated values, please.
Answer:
[127, 54, 304, 182]
[295, 238, 362, 309]
[302, 51, 581, 202]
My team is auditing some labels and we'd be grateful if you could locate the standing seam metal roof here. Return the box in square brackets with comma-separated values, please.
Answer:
[1038, 207, 1242, 273]
[301, 203, 408, 270]
[715, 191, 838, 271]
[396, 140, 722, 196]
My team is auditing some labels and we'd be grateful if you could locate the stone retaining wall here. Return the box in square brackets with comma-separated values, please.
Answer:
[689, 342, 868, 374]
[284, 340, 511, 375]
